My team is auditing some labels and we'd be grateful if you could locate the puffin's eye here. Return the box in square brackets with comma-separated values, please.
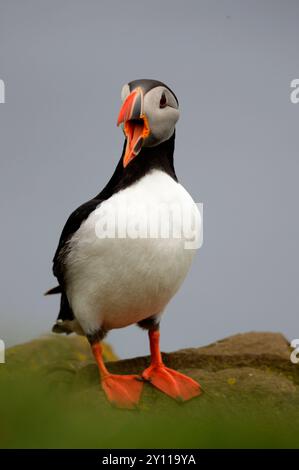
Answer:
[159, 92, 167, 108]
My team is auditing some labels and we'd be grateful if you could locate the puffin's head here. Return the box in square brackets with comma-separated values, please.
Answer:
[117, 79, 179, 167]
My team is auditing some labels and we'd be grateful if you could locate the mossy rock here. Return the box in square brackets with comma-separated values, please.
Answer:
[1, 332, 299, 448]
[6, 334, 116, 364]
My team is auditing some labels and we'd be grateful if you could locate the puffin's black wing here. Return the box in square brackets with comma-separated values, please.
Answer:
[51, 197, 102, 324]
[53, 198, 102, 281]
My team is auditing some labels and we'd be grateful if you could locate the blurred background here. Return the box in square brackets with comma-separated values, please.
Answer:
[0, 0, 298, 358]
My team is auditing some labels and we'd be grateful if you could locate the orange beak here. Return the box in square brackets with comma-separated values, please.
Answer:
[117, 87, 150, 168]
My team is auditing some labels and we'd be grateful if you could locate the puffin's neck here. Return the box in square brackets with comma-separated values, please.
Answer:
[97, 133, 177, 200]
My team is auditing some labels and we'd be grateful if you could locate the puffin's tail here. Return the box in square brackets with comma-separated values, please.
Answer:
[44, 285, 62, 296]
[52, 319, 84, 336]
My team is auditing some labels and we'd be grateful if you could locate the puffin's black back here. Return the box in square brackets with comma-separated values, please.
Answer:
[51, 133, 177, 324]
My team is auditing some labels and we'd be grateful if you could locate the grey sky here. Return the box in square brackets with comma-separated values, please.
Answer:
[0, 0, 298, 358]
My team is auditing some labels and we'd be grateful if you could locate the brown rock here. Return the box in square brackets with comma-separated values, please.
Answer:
[5, 332, 299, 409]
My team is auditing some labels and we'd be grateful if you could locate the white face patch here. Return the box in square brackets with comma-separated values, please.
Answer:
[121, 83, 130, 103]
[143, 86, 180, 147]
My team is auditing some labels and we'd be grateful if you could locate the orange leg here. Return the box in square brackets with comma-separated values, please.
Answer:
[91, 343, 143, 409]
[142, 329, 201, 402]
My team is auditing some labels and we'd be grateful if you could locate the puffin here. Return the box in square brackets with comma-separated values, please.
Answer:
[46, 79, 202, 408]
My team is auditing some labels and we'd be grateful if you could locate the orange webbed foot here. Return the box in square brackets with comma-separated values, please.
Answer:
[101, 374, 143, 409]
[142, 364, 201, 402]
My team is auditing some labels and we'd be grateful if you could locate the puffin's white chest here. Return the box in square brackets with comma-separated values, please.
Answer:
[65, 170, 200, 334]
